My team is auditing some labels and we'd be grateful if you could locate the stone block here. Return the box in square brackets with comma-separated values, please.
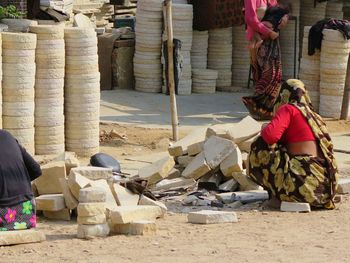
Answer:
[138, 195, 167, 215]
[220, 146, 243, 177]
[111, 221, 156, 235]
[89, 180, 118, 211]
[176, 155, 195, 167]
[32, 182, 39, 197]
[337, 178, 350, 194]
[231, 190, 269, 203]
[0, 230, 46, 246]
[230, 116, 261, 144]
[43, 208, 71, 221]
[67, 172, 91, 199]
[77, 214, 107, 225]
[204, 136, 235, 169]
[59, 178, 78, 210]
[77, 203, 106, 217]
[79, 187, 107, 203]
[34, 161, 66, 195]
[36, 194, 66, 211]
[280, 201, 311, 213]
[111, 184, 139, 206]
[138, 156, 175, 185]
[206, 123, 236, 140]
[110, 206, 162, 224]
[168, 128, 207, 157]
[187, 141, 204, 156]
[215, 192, 235, 204]
[168, 168, 181, 179]
[70, 166, 113, 181]
[188, 210, 238, 224]
[182, 152, 211, 180]
[233, 171, 261, 191]
[153, 177, 196, 191]
[237, 135, 259, 152]
[219, 178, 239, 192]
[77, 223, 110, 239]
[65, 151, 80, 174]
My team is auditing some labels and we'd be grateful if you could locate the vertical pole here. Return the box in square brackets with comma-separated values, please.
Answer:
[164, 0, 179, 141]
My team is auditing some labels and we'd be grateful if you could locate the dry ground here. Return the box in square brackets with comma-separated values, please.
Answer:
[2, 121, 350, 263]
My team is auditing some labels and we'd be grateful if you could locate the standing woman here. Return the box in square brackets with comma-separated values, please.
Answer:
[242, 0, 289, 120]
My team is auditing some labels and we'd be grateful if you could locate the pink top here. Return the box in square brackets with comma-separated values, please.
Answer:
[244, 0, 278, 41]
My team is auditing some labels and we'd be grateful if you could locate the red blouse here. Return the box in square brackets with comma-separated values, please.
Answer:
[261, 104, 316, 145]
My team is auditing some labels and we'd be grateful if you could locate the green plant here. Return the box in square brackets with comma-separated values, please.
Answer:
[0, 5, 24, 19]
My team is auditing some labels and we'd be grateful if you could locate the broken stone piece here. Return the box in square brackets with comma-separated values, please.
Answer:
[188, 210, 238, 224]
[43, 208, 71, 221]
[231, 190, 269, 203]
[59, 178, 78, 210]
[153, 177, 196, 191]
[168, 128, 207, 157]
[203, 136, 235, 169]
[34, 161, 66, 195]
[77, 223, 110, 239]
[77, 214, 107, 225]
[77, 203, 106, 217]
[67, 172, 91, 199]
[280, 201, 311, 213]
[110, 206, 162, 224]
[138, 156, 175, 185]
[232, 171, 261, 191]
[337, 178, 350, 194]
[65, 151, 80, 175]
[220, 146, 243, 177]
[0, 230, 46, 246]
[219, 178, 239, 192]
[167, 168, 181, 179]
[88, 180, 119, 211]
[187, 141, 204, 156]
[237, 134, 259, 152]
[215, 192, 235, 204]
[70, 166, 113, 181]
[182, 152, 211, 180]
[79, 187, 107, 203]
[36, 194, 66, 211]
[111, 183, 139, 206]
[176, 155, 195, 167]
[111, 220, 156, 235]
[138, 195, 167, 216]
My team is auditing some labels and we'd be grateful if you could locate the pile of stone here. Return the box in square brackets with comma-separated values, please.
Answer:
[299, 26, 321, 111]
[133, 0, 163, 93]
[40, 0, 74, 16]
[231, 25, 250, 90]
[192, 69, 218, 94]
[191, 30, 208, 70]
[64, 27, 100, 157]
[279, 0, 300, 80]
[208, 27, 232, 91]
[137, 116, 264, 206]
[162, 3, 193, 95]
[319, 29, 350, 118]
[30, 25, 65, 155]
[326, 0, 344, 19]
[300, 0, 326, 51]
[2, 32, 36, 154]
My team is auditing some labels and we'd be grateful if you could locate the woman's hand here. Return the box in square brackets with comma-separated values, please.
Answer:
[261, 123, 269, 132]
[269, 31, 279, 40]
[278, 14, 289, 29]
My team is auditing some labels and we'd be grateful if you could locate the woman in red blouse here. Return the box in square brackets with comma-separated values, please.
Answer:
[248, 79, 339, 209]
[242, 0, 289, 120]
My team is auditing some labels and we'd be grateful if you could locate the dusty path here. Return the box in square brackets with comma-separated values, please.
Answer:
[2, 122, 350, 263]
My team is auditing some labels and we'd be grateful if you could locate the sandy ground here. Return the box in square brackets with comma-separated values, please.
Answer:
[3, 122, 350, 263]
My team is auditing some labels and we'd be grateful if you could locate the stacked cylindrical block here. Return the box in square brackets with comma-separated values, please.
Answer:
[191, 30, 208, 70]
[64, 28, 100, 157]
[319, 29, 350, 118]
[280, 0, 300, 79]
[30, 25, 65, 155]
[133, 0, 163, 93]
[208, 27, 232, 90]
[192, 69, 218, 94]
[299, 26, 321, 111]
[326, 1, 344, 19]
[2, 32, 36, 154]
[232, 25, 250, 89]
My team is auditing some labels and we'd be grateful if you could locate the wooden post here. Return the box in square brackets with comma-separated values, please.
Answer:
[164, 0, 179, 141]
[340, 60, 350, 120]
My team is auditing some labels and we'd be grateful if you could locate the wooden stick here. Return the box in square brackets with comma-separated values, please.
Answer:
[164, 0, 179, 141]
[340, 59, 350, 120]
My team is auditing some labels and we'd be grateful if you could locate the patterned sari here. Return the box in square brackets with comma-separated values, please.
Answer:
[248, 79, 339, 209]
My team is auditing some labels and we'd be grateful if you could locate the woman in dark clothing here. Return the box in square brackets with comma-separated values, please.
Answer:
[0, 130, 42, 231]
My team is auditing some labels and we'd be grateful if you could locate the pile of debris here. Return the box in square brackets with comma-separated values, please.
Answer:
[137, 116, 269, 208]
[33, 153, 166, 239]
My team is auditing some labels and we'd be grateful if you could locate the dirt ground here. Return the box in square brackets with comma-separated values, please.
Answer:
[3, 121, 350, 263]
